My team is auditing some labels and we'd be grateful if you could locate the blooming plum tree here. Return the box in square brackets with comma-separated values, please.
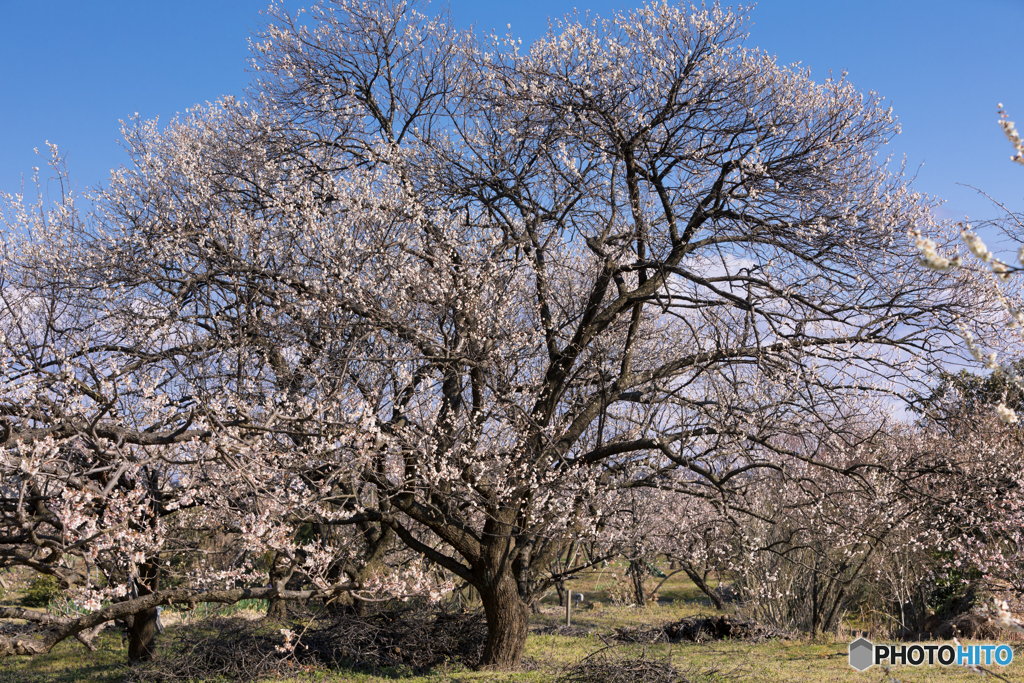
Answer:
[0, 0, 982, 668]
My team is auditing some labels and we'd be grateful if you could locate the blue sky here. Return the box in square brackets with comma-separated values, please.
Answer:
[2, 0, 1023, 244]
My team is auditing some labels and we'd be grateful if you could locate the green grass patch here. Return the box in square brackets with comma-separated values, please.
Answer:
[1, 570, 1022, 682]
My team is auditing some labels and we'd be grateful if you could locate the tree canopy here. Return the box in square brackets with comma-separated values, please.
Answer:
[0, 0, 986, 667]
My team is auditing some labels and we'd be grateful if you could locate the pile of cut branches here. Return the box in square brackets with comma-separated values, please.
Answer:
[124, 618, 294, 682]
[613, 614, 795, 644]
[301, 607, 487, 671]
[126, 607, 488, 681]
[559, 647, 722, 683]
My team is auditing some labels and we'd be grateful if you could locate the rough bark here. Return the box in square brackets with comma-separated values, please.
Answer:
[266, 583, 290, 620]
[127, 562, 161, 662]
[349, 524, 394, 617]
[629, 559, 648, 608]
[477, 570, 529, 670]
[266, 552, 293, 620]
[383, 499, 532, 670]
[127, 607, 160, 662]
[266, 596, 289, 620]
[352, 592, 373, 617]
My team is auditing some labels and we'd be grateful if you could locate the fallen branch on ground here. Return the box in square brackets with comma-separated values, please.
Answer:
[0, 582, 357, 657]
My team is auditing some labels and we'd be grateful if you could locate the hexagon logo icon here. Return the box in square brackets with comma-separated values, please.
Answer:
[849, 637, 874, 671]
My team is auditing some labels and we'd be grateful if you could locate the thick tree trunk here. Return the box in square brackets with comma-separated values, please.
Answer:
[266, 594, 289, 620]
[127, 563, 161, 662]
[350, 554, 388, 617]
[335, 520, 394, 618]
[477, 571, 529, 670]
[266, 553, 291, 620]
[127, 608, 160, 662]
[352, 593, 374, 617]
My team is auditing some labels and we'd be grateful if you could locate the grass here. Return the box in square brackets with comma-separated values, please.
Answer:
[1, 565, 1022, 682]
[0, 631, 126, 683]
[5, 631, 1019, 683]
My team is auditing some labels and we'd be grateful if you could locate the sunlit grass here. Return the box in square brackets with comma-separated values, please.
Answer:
[1, 566, 1022, 682]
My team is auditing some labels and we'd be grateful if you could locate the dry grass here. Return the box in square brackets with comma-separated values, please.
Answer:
[1, 565, 1022, 682]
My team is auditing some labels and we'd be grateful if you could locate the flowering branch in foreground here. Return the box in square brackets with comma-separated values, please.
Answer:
[911, 106, 1024, 424]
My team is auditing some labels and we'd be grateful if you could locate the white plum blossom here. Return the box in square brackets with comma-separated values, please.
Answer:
[914, 234, 962, 271]
[998, 104, 1024, 165]
[996, 402, 1019, 424]
[962, 228, 993, 262]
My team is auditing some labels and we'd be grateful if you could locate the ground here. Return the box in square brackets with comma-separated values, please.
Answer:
[0, 566, 1020, 682]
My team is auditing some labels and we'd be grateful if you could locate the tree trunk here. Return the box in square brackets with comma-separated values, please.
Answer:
[266, 553, 291, 620]
[554, 579, 566, 607]
[127, 563, 161, 662]
[629, 559, 648, 607]
[477, 570, 528, 670]
[350, 555, 388, 617]
[679, 564, 724, 610]
[352, 590, 375, 617]
[266, 594, 289, 620]
[811, 553, 820, 635]
[127, 608, 160, 662]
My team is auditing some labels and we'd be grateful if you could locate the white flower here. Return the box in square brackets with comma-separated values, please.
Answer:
[992, 598, 1024, 632]
[996, 403, 1018, 424]
[961, 229, 993, 262]
[999, 118, 1024, 164]
[914, 235, 961, 271]
[962, 332, 986, 362]
[915, 235, 937, 255]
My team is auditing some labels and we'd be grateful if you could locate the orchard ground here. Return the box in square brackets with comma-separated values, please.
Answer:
[1, 566, 1019, 683]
